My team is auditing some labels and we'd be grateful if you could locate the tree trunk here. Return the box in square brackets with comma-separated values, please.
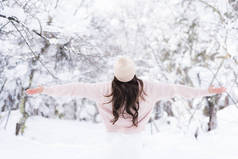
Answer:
[207, 96, 217, 131]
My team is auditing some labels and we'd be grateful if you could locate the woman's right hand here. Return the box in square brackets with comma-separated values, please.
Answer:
[208, 85, 226, 94]
[25, 86, 44, 95]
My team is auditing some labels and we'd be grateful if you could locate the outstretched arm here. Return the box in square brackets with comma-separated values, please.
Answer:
[149, 80, 226, 101]
[25, 82, 107, 102]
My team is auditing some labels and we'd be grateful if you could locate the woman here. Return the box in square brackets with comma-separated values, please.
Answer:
[25, 56, 226, 159]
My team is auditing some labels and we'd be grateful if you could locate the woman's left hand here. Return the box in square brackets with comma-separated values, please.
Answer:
[208, 85, 226, 94]
[25, 86, 44, 95]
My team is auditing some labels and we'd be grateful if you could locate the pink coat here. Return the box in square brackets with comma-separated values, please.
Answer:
[41, 78, 214, 134]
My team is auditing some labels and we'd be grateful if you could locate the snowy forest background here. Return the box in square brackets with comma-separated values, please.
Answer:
[0, 0, 238, 159]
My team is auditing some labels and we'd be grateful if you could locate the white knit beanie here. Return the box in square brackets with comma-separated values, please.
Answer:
[113, 56, 136, 82]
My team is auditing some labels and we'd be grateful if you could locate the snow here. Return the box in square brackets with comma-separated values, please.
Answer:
[1, 105, 238, 159]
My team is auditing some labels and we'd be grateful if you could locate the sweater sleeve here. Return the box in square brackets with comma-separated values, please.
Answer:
[148, 80, 216, 101]
[41, 82, 106, 102]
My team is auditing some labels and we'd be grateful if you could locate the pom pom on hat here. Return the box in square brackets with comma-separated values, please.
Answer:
[113, 56, 136, 82]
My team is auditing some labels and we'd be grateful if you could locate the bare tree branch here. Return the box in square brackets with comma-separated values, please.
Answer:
[197, 0, 225, 23]
[0, 14, 48, 41]
[10, 20, 60, 80]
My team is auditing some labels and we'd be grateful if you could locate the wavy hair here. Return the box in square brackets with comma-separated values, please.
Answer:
[103, 75, 147, 127]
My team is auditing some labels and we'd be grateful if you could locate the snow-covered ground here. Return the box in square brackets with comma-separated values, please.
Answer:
[1, 105, 238, 159]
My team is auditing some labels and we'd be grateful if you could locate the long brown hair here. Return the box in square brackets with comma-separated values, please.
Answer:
[103, 75, 147, 127]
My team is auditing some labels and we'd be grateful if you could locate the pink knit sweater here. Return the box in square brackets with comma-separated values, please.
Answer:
[41, 78, 214, 134]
